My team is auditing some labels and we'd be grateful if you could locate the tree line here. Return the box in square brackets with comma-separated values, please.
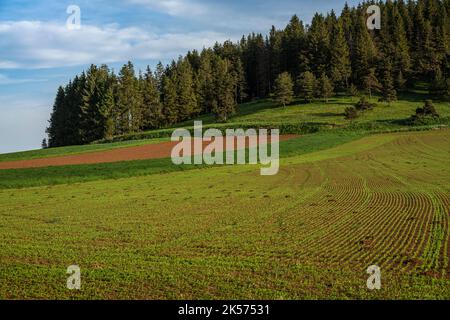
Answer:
[47, 0, 450, 147]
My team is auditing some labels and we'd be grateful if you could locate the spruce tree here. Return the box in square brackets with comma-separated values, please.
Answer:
[81, 65, 115, 142]
[161, 75, 178, 126]
[352, 11, 377, 86]
[212, 57, 236, 122]
[196, 49, 215, 113]
[307, 13, 330, 76]
[317, 73, 334, 103]
[297, 71, 316, 102]
[141, 66, 163, 129]
[274, 72, 294, 107]
[46, 86, 65, 147]
[429, 67, 447, 98]
[176, 57, 198, 120]
[41, 138, 48, 149]
[330, 18, 351, 89]
[115, 62, 142, 134]
[282, 15, 305, 78]
[381, 62, 397, 104]
[363, 68, 381, 100]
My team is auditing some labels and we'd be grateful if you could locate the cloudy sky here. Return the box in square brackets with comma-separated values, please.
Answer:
[0, 0, 360, 154]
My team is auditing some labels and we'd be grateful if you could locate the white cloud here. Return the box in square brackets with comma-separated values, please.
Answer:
[127, 0, 284, 34]
[0, 20, 230, 69]
[127, 0, 208, 16]
[0, 73, 47, 85]
[0, 60, 21, 69]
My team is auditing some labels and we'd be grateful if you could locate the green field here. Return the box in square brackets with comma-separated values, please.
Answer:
[0, 96, 449, 299]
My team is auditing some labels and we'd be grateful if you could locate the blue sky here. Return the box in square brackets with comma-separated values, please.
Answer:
[0, 0, 360, 154]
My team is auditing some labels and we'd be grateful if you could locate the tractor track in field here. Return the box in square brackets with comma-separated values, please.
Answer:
[0, 134, 298, 170]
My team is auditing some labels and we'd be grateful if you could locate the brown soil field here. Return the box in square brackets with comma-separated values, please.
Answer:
[0, 134, 298, 170]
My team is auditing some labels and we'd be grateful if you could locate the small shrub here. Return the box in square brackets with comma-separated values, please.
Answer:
[355, 96, 376, 111]
[344, 107, 359, 120]
[408, 100, 440, 125]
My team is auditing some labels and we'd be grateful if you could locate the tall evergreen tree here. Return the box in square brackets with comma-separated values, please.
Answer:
[317, 73, 335, 103]
[330, 18, 352, 89]
[115, 61, 142, 134]
[161, 74, 179, 126]
[363, 68, 381, 100]
[46, 86, 66, 147]
[381, 62, 397, 103]
[175, 57, 198, 120]
[141, 66, 163, 130]
[274, 72, 294, 107]
[308, 13, 330, 77]
[297, 71, 316, 102]
[212, 57, 236, 122]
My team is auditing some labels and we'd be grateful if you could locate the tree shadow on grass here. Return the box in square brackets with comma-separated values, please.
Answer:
[307, 112, 345, 117]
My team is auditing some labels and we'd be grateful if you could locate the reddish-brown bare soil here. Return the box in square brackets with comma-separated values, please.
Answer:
[0, 134, 298, 170]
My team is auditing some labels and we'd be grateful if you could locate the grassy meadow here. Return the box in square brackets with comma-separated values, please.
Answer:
[0, 94, 449, 299]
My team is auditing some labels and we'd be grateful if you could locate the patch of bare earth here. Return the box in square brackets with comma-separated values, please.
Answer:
[0, 135, 298, 170]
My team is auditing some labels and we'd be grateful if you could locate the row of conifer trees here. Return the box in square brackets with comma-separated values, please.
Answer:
[47, 0, 450, 147]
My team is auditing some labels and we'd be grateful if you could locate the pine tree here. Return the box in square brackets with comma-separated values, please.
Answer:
[141, 66, 163, 130]
[381, 62, 397, 104]
[307, 13, 330, 77]
[297, 71, 316, 102]
[268, 26, 283, 91]
[196, 49, 215, 113]
[212, 57, 236, 122]
[46, 86, 66, 147]
[41, 138, 48, 149]
[330, 18, 351, 89]
[349, 83, 359, 100]
[282, 15, 305, 78]
[115, 62, 142, 134]
[176, 57, 198, 120]
[396, 70, 407, 91]
[429, 67, 447, 98]
[162, 75, 178, 126]
[154, 62, 165, 93]
[317, 73, 334, 103]
[81, 65, 115, 142]
[363, 68, 381, 100]
[274, 72, 294, 107]
[352, 10, 377, 86]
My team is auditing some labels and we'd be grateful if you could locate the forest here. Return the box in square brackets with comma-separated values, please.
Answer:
[46, 0, 450, 148]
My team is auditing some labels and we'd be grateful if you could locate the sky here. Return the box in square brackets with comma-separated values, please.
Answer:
[0, 0, 360, 154]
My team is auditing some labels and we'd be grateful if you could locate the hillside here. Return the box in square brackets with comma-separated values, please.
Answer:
[1, 129, 449, 299]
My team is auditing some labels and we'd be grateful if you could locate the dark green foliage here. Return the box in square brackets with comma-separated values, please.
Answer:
[349, 84, 359, 99]
[363, 68, 381, 100]
[297, 71, 316, 102]
[115, 61, 142, 134]
[140, 66, 163, 130]
[344, 106, 359, 120]
[41, 138, 48, 149]
[409, 100, 441, 125]
[330, 18, 351, 89]
[46, 0, 450, 147]
[381, 62, 397, 103]
[317, 73, 334, 103]
[429, 68, 448, 98]
[274, 72, 294, 107]
[355, 97, 376, 111]
[211, 57, 236, 122]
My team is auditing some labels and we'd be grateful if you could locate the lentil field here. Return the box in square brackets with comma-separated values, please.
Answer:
[0, 129, 448, 299]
